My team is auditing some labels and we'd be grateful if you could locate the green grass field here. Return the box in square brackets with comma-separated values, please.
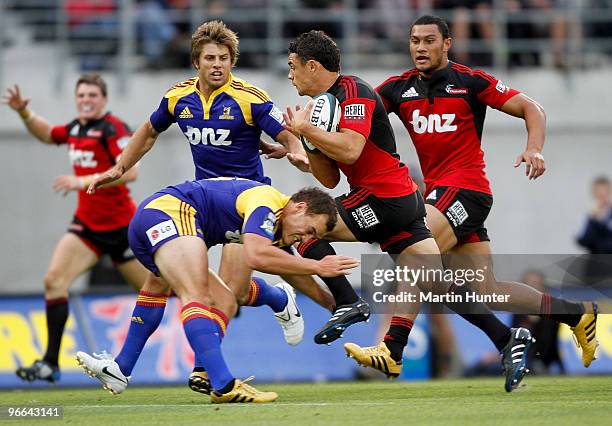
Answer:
[1, 376, 611, 425]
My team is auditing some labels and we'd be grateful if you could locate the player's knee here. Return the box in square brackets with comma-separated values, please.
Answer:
[183, 284, 214, 307]
[219, 297, 238, 319]
[43, 269, 68, 292]
[234, 283, 250, 306]
[143, 273, 169, 294]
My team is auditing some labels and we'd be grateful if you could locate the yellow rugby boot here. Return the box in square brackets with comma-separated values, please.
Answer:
[571, 303, 598, 367]
[188, 371, 211, 395]
[344, 342, 402, 378]
[211, 377, 278, 404]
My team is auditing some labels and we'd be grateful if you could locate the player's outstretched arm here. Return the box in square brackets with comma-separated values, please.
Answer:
[243, 233, 358, 277]
[2, 84, 53, 144]
[54, 166, 139, 196]
[275, 130, 312, 173]
[87, 121, 158, 194]
[501, 93, 547, 180]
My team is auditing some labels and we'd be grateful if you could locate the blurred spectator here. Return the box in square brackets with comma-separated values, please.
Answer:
[204, 0, 269, 68]
[66, 0, 118, 71]
[587, 0, 612, 55]
[507, 0, 568, 68]
[435, 0, 495, 67]
[136, 0, 178, 69]
[577, 176, 612, 282]
[9, 0, 58, 41]
[359, 0, 414, 54]
[161, 0, 192, 68]
[284, 1, 344, 47]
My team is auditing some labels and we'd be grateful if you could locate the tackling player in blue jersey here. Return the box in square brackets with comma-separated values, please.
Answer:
[85, 21, 334, 396]
[77, 178, 359, 403]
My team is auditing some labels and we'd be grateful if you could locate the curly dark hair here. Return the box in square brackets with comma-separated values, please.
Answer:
[288, 30, 340, 73]
[290, 187, 338, 232]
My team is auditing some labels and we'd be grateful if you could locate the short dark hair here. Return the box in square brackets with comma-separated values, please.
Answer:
[410, 15, 450, 39]
[593, 176, 610, 187]
[76, 73, 107, 97]
[290, 187, 338, 232]
[288, 30, 340, 72]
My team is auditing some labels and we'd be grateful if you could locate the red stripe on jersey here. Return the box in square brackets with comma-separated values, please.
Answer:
[390, 317, 414, 328]
[474, 71, 496, 84]
[341, 76, 357, 99]
[441, 188, 460, 211]
[297, 239, 317, 257]
[377, 69, 419, 92]
[435, 187, 460, 212]
[232, 80, 268, 100]
[434, 188, 455, 211]
[342, 188, 368, 207]
[340, 80, 352, 100]
[74, 234, 103, 257]
[230, 81, 269, 100]
[230, 84, 268, 103]
[380, 231, 414, 252]
[451, 63, 497, 84]
[402, 68, 419, 77]
[451, 63, 471, 73]
[342, 189, 370, 209]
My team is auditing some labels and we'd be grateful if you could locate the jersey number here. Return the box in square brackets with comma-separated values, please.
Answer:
[185, 126, 232, 146]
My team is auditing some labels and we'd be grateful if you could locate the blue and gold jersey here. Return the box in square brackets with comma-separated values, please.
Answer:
[156, 178, 290, 247]
[149, 74, 285, 184]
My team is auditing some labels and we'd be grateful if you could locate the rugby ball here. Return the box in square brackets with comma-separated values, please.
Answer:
[300, 93, 341, 153]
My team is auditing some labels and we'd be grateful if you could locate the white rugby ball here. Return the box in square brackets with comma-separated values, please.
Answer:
[300, 93, 341, 153]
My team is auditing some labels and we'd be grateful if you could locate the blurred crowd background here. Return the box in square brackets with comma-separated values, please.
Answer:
[2, 0, 612, 76]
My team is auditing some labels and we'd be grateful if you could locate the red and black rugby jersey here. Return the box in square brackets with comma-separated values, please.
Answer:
[377, 62, 519, 196]
[327, 75, 418, 198]
[50, 113, 136, 231]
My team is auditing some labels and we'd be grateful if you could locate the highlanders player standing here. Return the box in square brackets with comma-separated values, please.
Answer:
[284, 31, 535, 392]
[2, 75, 148, 383]
[345, 15, 598, 382]
[84, 21, 332, 396]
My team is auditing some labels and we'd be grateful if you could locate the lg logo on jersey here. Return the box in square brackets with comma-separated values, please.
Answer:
[184, 126, 232, 146]
[410, 109, 457, 134]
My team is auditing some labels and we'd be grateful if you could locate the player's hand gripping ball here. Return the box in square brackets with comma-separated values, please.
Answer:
[300, 93, 341, 153]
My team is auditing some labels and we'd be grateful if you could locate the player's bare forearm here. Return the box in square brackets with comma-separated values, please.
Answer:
[502, 93, 546, 152]
[503, 94, 547, 179]
[299, 125, 365, 164]
[243, 235, 321, 275]
[3, 84, 53, 143]
[243, 234, 359, 277]
[276, 129, 304, 155]
[523, 99, 546, 154]
[18, 108, 54, 144]
[308, 151, 340, 188]
[86, 166, 139, 189]
[115, 120, 159, 172]
[87, 122, 155, 194]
